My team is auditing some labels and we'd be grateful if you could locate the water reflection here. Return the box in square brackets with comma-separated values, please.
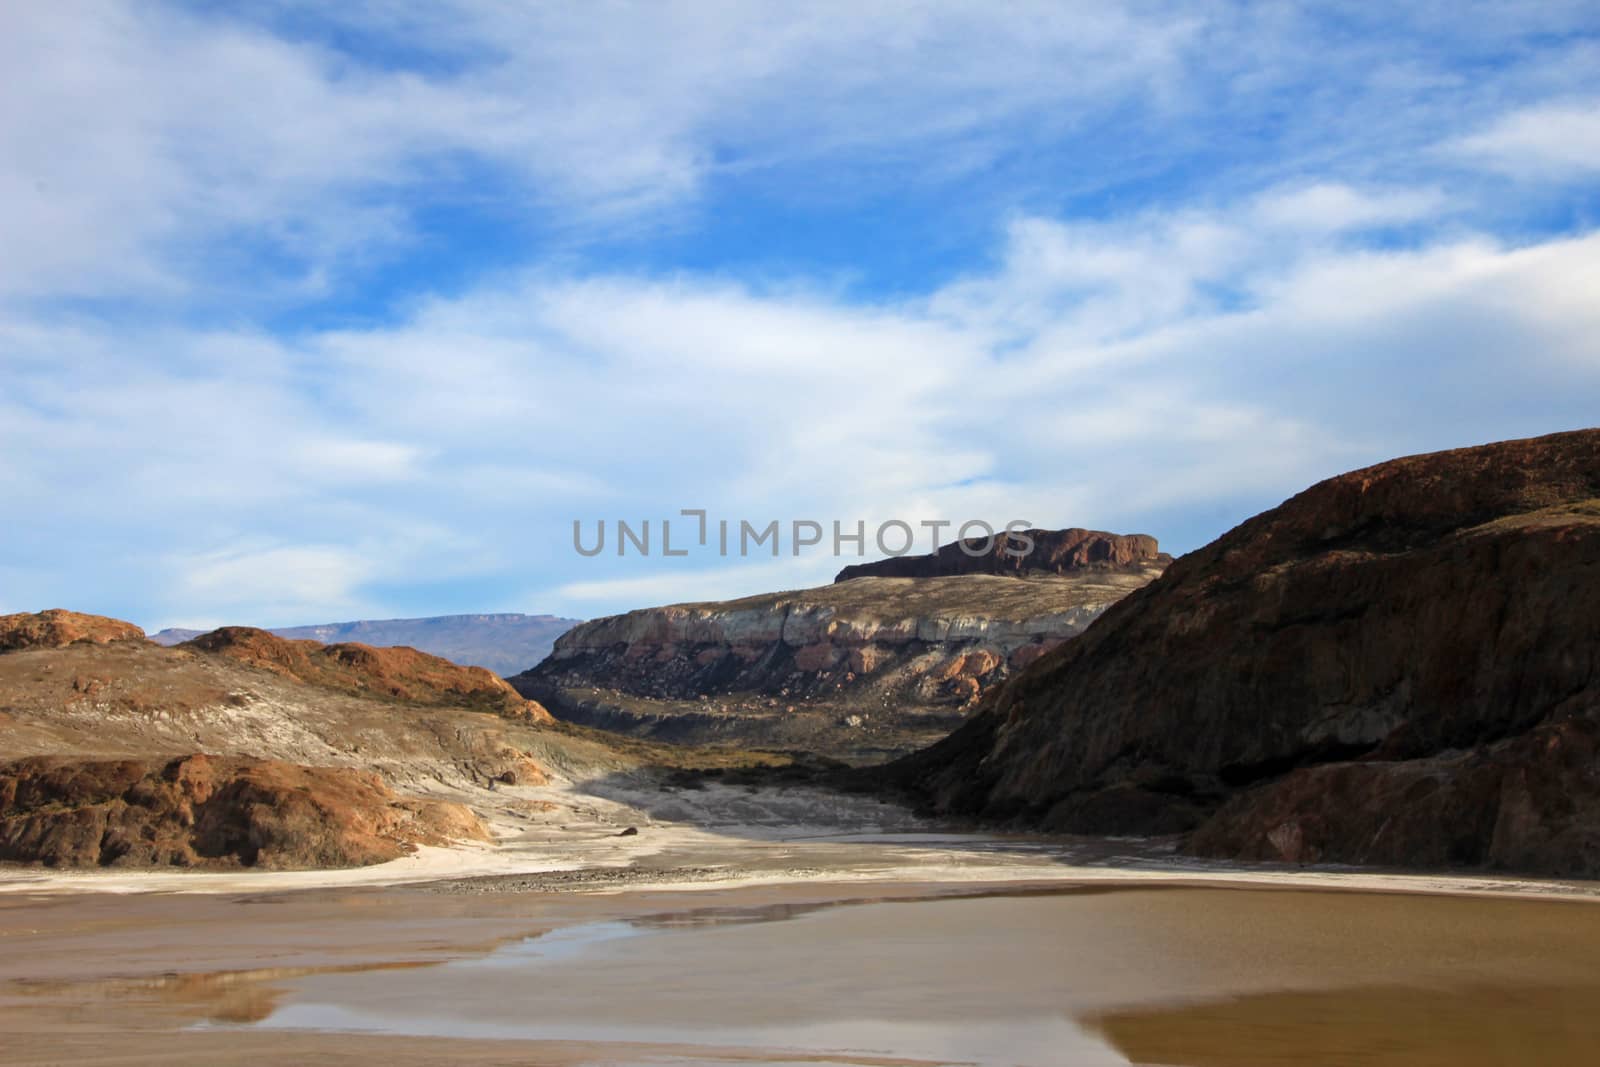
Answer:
[198, 886, 1600, 1066]
[263, 1001, 1123, 1066]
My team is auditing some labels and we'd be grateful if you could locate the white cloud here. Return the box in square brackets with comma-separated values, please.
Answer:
[288, 439, 428, 484]
[3, 4, 1599, 626]
[1251, 183, 1448, 232]
[10, 2, 1591, 310]
[1451, 99, 1600, 179]
[14, 190, 1598, 623]
[0, 1, 1204, 304]
[169, 543, 379, 622]
[0, 3, 460, 300]
[552, 556, 842, 608]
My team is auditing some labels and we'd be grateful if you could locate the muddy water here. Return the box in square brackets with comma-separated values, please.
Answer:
[246, 885, 1600, 1066]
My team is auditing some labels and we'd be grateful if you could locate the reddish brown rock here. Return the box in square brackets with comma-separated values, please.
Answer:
[183, 627, 552, 723]
[956, 648, 1002, 678]
[834, 528, 1168, 582]
[889, 429, 1600, 876]
[0, 754, 487, 869]
[848, 645, 887, 675]
[793, 643, 840, 672]
[0, 609, 144, 653]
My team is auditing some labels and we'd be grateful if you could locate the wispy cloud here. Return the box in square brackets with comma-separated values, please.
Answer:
[10, 189, 1599, 623]
[1450, 98, 1600, 179]
[2, 3, 1598, 626]
[6, 2, 1594, 307]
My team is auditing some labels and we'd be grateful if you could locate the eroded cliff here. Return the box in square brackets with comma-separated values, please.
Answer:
[514, 537, 1167, 759]
[888, 429, 1600, 876]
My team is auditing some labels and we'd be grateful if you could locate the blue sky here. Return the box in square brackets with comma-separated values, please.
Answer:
[3, 1, 1599, 630]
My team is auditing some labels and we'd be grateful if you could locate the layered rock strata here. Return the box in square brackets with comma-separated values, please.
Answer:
[515, 540, 1167, 758]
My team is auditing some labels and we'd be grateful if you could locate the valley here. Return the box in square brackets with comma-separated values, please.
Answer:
[5, 431, 1600, 1066]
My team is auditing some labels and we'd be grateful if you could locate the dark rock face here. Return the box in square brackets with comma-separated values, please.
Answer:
[1187, 717, 1600, 874]
[834, 528, 1168, 582]
[0, 754, 487, 869]
[889, 429, 1600, 877]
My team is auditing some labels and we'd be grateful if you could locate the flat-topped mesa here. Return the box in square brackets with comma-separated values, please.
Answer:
[182, 626, 552, 723]
[834, 528, 1169, 582]
[887, 428, 1600, 877]
[0, 609, 145, 652]
[523, 573, 1162, 707]
[513, 537, 1168, 758]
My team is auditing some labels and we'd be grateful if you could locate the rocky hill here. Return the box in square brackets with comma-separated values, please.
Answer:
[886, 429, 1600, 877]
[513, 533, 1167, 761]
[0, 754, 485, 869]
[0, 609, 145, 651]
[180, 627, 551, 722]
[151, 613, 580, 677]
[0, 612, 655, 870]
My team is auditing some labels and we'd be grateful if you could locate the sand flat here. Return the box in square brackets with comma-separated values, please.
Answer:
[6, 874, 1600, 1066]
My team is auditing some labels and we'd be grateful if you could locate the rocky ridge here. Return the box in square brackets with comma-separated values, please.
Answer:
[151, 613, 580, 677]
[0, 609, 145, 652]
[515, 535, 1167, 760]
[0, 621, 649, 869]
[887, 429, 1600, 877]
[181, 627, 552, 723]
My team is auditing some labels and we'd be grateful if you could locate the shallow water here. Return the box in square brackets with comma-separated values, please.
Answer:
[249, 886, 1600, 1066]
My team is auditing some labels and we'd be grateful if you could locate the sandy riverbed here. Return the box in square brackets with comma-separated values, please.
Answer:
[4, 775, 1596, 903]
[4, 778, 1600, 1065]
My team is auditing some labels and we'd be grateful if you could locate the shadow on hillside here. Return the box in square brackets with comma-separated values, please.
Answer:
[545, 755, 1600, 890]
[544, 762, 1230, 880]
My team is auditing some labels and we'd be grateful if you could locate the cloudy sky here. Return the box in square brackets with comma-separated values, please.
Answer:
[4, 1, 1598, 630]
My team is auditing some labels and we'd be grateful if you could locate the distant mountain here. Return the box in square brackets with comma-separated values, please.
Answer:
[150, 627, 206, 644]
[150, 613, 580, 676]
